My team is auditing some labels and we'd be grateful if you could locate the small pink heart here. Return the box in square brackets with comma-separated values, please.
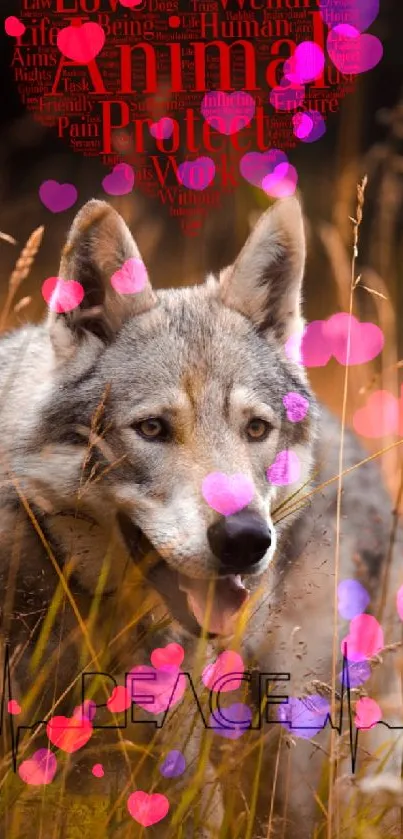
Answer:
[92, 763, 104, 778]
[299, 321, 333, 367]
[151, 643, 184, 670]
[239, 149, 288, 188]
[201, 472, 255, 516]
[283, 392, 310, 423]
[107, 685, 131, 714]
[327, 25, 383, 75]
[46, 715, 92, 754]
[8, 699, 21, 715]
[110, 258, 148, 295]
[353, 391, 401, 439]
[202, 651, 244, 692]
[5, 16, 26, 37]
[127, 665, 186, 714]
[102, 163, 134, 196]
[57, 22, 105, 64]
[39, 180, 78, 213]
[18, 749, 57, 786]
[178, 157, 215, 191]
[341, 614, 384, 662]
[201, 90, 255, 135]
[355, 697, 382, 729]
[42, 277, 84, 314]
[266, 450, 301, 486]
[150, 117, 174, 140]
[128, 791, 169, 827]
[262, 163, 298, 198]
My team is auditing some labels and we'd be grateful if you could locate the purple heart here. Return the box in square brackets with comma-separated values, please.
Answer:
[283, 392, 310, 423]
[319, 0, 379, 33]
[159, 750, 186, 778]
[266, 450, 301, 486]
[278, 695, 330, 738]
[177, 157, 215, 191]
[337, 579, 370, 620]
[102, 163, 135, 196]
[292, 111, 326, 144]
[327, 25, 383, 75]
[239, 149, 288, 188]
[338, 659, 371, 688]
[39, 180, 78, 213]
[269, 82, 305, 112]
[210, 703, 252, 740]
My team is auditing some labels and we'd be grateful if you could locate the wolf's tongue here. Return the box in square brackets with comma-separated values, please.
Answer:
[178, 574, 249, 635]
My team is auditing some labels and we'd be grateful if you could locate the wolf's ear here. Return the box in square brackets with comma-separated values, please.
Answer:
[219, 197, 305, 343]
[48, 200, 157, 360]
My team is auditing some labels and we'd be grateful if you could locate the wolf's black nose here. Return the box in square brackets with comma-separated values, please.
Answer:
[207, 511, 272, 570]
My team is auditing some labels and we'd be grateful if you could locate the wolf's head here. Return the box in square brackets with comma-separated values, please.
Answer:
[30, 197, 317, 637]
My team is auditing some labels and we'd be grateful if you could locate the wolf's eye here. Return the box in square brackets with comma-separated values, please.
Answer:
[246, 418, 272, 442]
[135, 418, 169, 441]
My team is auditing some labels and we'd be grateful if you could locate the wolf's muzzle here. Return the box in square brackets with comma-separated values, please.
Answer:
[207, 511, 272, 572]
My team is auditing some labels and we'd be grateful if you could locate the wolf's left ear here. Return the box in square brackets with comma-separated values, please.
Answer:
[219, 197, 305, 343]
[48, 200, 157, 360]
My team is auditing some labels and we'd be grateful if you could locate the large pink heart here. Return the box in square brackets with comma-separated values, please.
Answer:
[201, 472, 255, 516]
[18, 749, 57, 786]
[46, 715, 93, 754]
[57, 22, 105, 64]
[202, 651, 244, 693]
[201, 91, 255, 135]
[353, 390, 402, 439]
[239, 149, 288, 188]
[327, 25, 383, 75]
[42, 277, 84, 314]
[151, 643, 184, 670]
[355, 697, 382, 729]
[341, 614, 384, 662]
[323, 313, 384, 365]
[110, 258, 148, 295]
[128, 791, 169, 827]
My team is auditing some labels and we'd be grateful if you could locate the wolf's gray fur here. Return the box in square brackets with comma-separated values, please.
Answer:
[0, 197, 402, 838]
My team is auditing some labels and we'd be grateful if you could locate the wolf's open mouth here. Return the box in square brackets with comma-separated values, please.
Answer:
[117, 513, 250, 638]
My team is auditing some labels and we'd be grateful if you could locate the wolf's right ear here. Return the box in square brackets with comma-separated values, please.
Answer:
[219, 197, 306, 344]
[48, 200, 157, 361]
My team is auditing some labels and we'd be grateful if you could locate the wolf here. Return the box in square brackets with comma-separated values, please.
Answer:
[0, 196, 402, 839]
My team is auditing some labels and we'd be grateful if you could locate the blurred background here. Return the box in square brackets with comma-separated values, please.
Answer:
[1, 0, 403, 505]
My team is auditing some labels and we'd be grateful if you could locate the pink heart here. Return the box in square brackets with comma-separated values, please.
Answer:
[202, 651, 244, 693]
[341, 614, 384, 662]
[283, 392, 310, 423]
[151, 643, 184, 670]
[18, 749, 57, 786]
[284, 42, 325, 84]
[8, 699, 21, 715]
[319, 0, 379, 33]
[292, 111, 326, 144]
[201, 472, 255, 516]
[262, 163, 298, 198]
[178, 157, 215, 191]
[397, 585, 403, 622]
[110, 258, 148, 295]
[355, 697, 382, 729]
[46, 715, 93, 754]
[127, 791, 169, 827]
[299, 320, 333, 367]
[42, 277, 84, 314]
[5, 16, 26, 37]
[201, 91, 255, 135]
[150, 117, 174, 140]
[102, 163, 134, 196]
[269, 82, 305, 112]
[327, 25, 383, 75]
[107, 685, 131, 714]
[324, 313, 384, 365]
[239, 149, 288, 188]
[92, 763, 104, 778]
[57, 22, 105, 64]
[119, 0, 143, 6]
[108, 667, 186, 715]
[266, 450, 301, 486]
[353, 390, 402, 439]
[39, 180, 78, 213]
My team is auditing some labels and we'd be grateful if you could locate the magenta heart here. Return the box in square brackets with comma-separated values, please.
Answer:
[284, 42, 325, 84]
[178, 157, 215, 191]
[102, 163, 134, 196]
[18, 749, 57, 786]
[239, 149, 288, 188]
[299, 321, 333, 367]
[262, 163, 298, 198]
[341, 614, 384, 662]
[128, 791, 170, 827]
[151, 643, 184, 670]
[57, 22, 105, 64]
[39, 180, 78, 213]
[269, 82, 305, 112]
[110, 258, 148, 295]
[292, 111, 326, 144]
[397, 585, 403, 621]
[149, 117, 174, 140]
[283, 392, 310, 423]
[319, 0, 379, 33]
[353, 391, 401, 439]
[201, 472, 255, 516]
[5, 16, 26, 37]
[327, 25, 383, 75]
[355, 697, 382, 729]
[201, 90, 255, 135]
[266, 450, 301, 486]
[324, 313, 384, 365]
[42, 277, 84, 314]
[202, 651, 244, 692]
